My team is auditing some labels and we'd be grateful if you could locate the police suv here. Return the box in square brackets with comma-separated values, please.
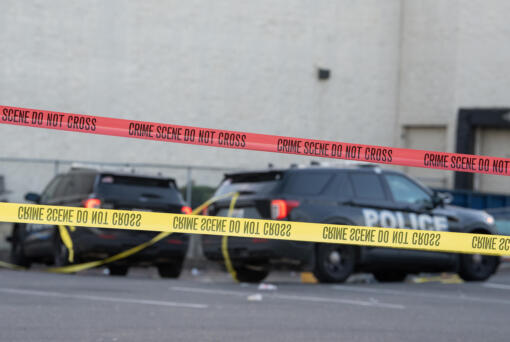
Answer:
[10, 167, 191, 277]
[202, 164, 500, 283]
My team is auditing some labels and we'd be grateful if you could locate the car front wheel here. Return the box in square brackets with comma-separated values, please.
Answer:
[233, 264, 270, 283]
[458, 253, 499, 281]
[314, 244, 356, 283]
[157, 259, 184, 278]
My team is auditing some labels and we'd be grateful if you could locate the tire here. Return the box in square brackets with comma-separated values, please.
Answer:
[53, 233, 71, 267]
[108, 265, 129, 276]
[458, 253, 499, 281]
[157, 260, 184, 278]
[373, 271, 407, 282]
[233, 264, 270, 283]
[10, 226, 31, 268]
[314, 243, 356, 283]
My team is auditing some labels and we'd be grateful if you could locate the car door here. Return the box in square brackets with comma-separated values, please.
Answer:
[347, 170, 391, 226]
[382, 173, 452, 231]
[347, 170, 414, 266]
[320, 172, 356, 223]
[380, 172, 456, 267]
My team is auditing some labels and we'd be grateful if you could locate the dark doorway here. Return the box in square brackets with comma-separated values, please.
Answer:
[455, 108, 510, 190]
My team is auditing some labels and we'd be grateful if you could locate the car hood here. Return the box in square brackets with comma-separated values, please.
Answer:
[435, 204, 495, 231]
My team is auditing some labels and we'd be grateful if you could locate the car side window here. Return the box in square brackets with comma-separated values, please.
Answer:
[350, 173, 386, 200]
[283, 172, 333, 196]
[384, 174, 432, 205]
[74, 174, 96, 195]
[53, 175, 72, 199]
[322, 173, 353, 199]
[40, 176, 62, 202]
[61, 175, 80, 197]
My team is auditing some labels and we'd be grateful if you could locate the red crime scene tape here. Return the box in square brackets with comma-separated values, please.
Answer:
[1, 105, 509, 176]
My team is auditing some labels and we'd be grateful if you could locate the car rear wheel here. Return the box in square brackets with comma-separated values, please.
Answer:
[10, 226, 31, 268]
[314, 244, 356, 283]
[458, 253, 499, 281]
[373, 271, 407, 282]
[233, 264, 270, 283]
[108, 265, 129, 276]
[157, 260, 184, 278]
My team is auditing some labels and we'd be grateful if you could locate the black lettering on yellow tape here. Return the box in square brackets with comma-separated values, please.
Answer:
[2, 202, 510, 256]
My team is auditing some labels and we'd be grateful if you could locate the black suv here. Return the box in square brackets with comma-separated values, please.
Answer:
[202, 165, 500, 283]
[10, 168, 191, 277]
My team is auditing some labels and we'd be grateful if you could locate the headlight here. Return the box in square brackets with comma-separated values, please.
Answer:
[485, 215, 495, 225]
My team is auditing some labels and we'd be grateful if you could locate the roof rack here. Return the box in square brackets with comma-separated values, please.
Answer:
[69, 163, 136, 174]
[355, 163, 379, 168]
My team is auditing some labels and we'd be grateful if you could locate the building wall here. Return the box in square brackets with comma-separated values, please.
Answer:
[0, 0, 402, 200]
[396, 0, 510, 193]
[0, 0, 509, 200]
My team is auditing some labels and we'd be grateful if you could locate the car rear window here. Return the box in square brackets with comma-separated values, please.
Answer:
[97, 174, 183, 203]
[283, 172, 333, 196]
[214, 171, 284, 196]
[99, 175, 172, 187]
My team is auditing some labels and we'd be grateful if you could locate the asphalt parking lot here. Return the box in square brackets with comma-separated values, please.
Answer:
[1, 264, 510, 342]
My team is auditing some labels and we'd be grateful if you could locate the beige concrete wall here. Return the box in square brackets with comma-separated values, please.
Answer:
[0, 0, 402, 201]
[1, 0, 509, 199]
[396, 0, 510, 189]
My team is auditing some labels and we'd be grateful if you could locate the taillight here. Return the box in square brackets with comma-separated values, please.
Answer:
[270, 199, 300, 220]
[84, 198, 101, 208]
[181, 206, 192, 215]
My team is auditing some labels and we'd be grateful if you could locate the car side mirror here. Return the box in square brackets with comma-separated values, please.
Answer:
[25, 192, 41, 203]
[433, 192, 453, 207]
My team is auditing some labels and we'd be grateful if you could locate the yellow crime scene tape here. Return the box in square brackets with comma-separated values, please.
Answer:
[2, 201, 510, 257]
[58, 225, 75, 263]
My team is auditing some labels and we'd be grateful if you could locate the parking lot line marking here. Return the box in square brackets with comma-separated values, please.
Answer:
[0, 287, 208, 309]
[170, 286, 405, 309]
[332, 285, 510, 306]
[270, 293, 405, 309]
[483, 283, 510, 290]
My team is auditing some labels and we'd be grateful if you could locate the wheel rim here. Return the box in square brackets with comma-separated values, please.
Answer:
[470, 254, 494, 275]
[324, 247, 349, 275]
